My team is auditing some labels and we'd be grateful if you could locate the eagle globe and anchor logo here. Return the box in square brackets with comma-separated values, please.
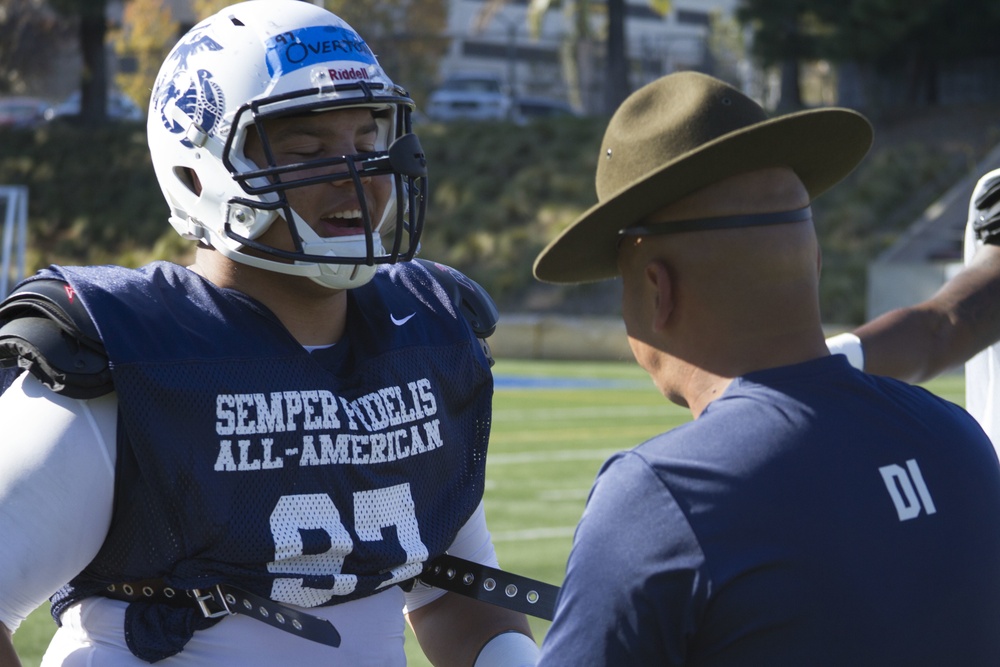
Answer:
[153, 26, 226, 148]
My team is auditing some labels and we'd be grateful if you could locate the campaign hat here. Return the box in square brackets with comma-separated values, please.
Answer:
[533, 71, 873, 283]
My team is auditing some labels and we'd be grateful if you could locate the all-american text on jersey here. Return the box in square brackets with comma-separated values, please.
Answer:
[214, 378, 443, 471]
[213, 421, 444, 471]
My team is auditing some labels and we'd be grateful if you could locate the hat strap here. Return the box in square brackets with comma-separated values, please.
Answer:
[620, 205, 812, 238]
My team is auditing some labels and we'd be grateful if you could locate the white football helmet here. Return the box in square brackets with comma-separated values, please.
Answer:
[147, 0, 427, 290]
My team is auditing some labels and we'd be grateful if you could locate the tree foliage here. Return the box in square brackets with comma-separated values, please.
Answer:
[318, 0, 449, 105]
[476, 0, 669, 113]
[737, 0, 823, 67]
[736, 0, 833, 110]
[740, 0, 1000, 108]
[48, 0, 110, 123]
[113, 0, 179, 112]
[815, 0, 1000, 105]
[111, 0, 449, 118]
[813, 0, 1000, 65]
[190, 0, 234, 22]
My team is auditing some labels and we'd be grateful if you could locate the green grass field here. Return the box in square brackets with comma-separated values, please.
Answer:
[10, 360, 966, 666]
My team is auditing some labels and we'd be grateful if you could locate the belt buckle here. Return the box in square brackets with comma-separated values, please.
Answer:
[191, 585, 233, 619]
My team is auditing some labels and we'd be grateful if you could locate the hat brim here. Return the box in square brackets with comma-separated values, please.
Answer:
[533, 107, 873, 284]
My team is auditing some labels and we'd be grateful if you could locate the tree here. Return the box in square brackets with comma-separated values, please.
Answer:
[602, 0, 670, 113]
[742, 0, 1000, 111]
[706, 10, 748, 87]
[736, 0, 830, 111]
[814, 0, 1000, 107]
[48, 0, 111, 123]
[477, 0, 669, 115]
[113, 0, 179, 112]
[535, 0, 596, 113]
[191, 0, 233, 22]
[320, 0, 449, 106]
[604, 0, 626, 114]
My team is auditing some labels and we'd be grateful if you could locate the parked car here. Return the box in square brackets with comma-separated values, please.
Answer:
[44, 90, 144, 122]
[426, 74, 513, 122]
[0, 96, 51, 130]
[511, 97, 582, 125]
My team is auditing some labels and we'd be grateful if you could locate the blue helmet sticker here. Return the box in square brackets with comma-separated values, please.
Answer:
[153, 26, 226, 146]
[265, 25, 376, 78]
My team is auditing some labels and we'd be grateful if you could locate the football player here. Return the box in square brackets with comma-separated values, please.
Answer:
[0, 2, 538, 665]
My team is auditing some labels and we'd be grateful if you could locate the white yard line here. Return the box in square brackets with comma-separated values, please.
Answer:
[486, 448, 623, 465]
[491, 526, 578, 542]
[492, 405, 673, 421]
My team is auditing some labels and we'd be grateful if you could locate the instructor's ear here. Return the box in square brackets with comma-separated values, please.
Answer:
[645, 260, 674, 332]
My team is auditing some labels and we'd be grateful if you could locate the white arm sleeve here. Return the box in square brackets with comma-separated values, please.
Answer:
[403, 500, 499, 613]
[826, 332, 865, 371]
[0, 373, 117, 631]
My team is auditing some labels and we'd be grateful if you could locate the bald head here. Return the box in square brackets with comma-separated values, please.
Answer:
[616, 168, 829, 413]
[620, 168, 817, 293]
[645, 166, 809, 223]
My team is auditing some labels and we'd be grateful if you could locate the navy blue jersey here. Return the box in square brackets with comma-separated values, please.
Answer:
[539, 355, 1000, 666]
[29, 261, 491, 657]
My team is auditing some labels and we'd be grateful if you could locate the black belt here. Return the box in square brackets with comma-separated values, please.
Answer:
[103, 555, 560, 648]
[103, 581, 341, 648]
[417, 554, 560, 621]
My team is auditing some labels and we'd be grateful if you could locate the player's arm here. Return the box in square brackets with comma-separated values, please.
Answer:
[404, 262, 536, 663]
[0, 281, 116, 663]
[1, 624, 20, 667]
[404, 503, 537, 666]
[832, 170, 1000, 382]
[0, 374, 117, 652]
[408, 592, 535, 667]
[840, 243, 1000, 382]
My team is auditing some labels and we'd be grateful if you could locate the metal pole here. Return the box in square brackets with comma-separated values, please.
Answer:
[0, 186, 28, 297]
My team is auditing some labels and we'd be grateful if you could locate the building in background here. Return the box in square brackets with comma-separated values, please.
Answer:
[26, 0, 747, 118]
[439, 0, 744, 115]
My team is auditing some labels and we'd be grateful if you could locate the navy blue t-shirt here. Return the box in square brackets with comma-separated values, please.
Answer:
[539, 355, 1000, 666]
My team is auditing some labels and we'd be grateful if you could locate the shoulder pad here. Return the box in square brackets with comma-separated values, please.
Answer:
[415, 259, 499, 338]
[973, 174, 1000, 245]
[0, 279, 113, 399]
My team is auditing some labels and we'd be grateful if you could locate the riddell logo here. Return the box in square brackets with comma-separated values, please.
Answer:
[328, 67, 370, 81]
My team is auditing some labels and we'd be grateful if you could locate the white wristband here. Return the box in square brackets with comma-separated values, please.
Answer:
[826, 332, 865, 371]
[474, 631, 540, 667]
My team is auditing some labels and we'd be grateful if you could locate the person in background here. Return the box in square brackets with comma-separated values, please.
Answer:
[827, 167, 1000, 443]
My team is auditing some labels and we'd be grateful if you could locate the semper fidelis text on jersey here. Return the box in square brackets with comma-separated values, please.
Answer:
[0, 258, 499, 660]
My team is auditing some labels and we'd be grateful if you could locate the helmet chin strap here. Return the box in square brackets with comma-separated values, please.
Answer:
[307, 261, 377, 290]
[292, 208, 385, 290]
[297, 235, 383, 290]
[209, 189, 402, 290]
[209, 230, 383, 291]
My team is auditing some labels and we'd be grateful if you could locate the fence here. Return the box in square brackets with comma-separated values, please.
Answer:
[0, 186, 28, 296]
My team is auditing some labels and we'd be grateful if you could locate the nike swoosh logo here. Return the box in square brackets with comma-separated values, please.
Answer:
[391, 313, 416, 326]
